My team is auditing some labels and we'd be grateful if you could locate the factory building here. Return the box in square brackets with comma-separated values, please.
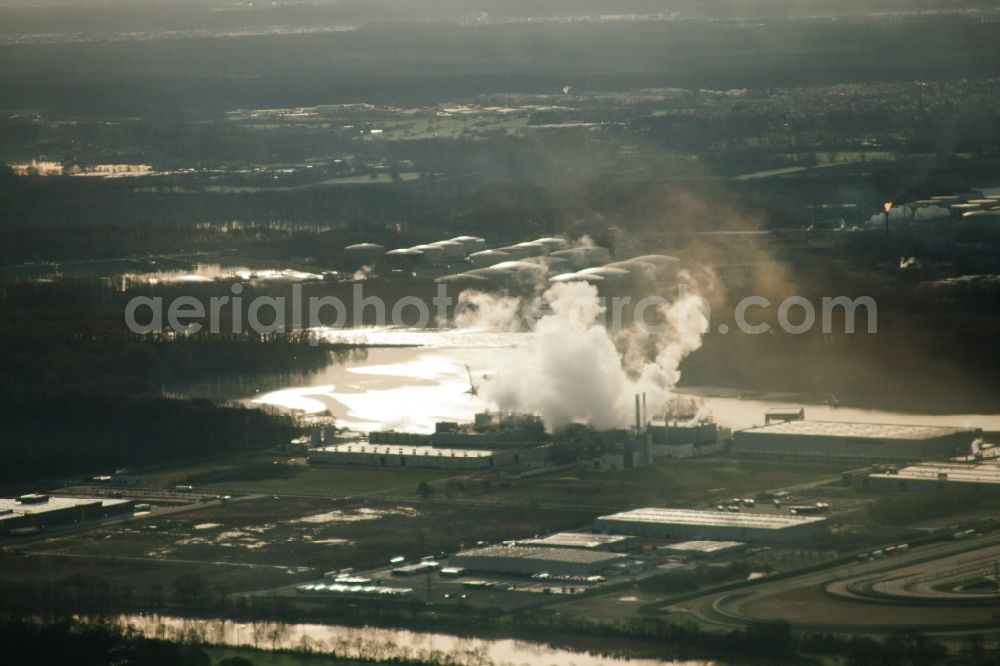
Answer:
[765, 407, 805, 425]
[595, 508, 826, 542]
[310, 443, 516, 470]
[519, 532, 638, 552]
[647, 419, 730, 458]
[0, 495, 135, 533]
[732, 420, 978, 463]
[448, 545, 627, 577]
[855, 462, 1000, 494]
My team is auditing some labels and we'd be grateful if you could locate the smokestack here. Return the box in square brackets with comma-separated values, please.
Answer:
[642, 393, 647, 426]
[635, 394, 641, 433]
[884, 202, 893, 245]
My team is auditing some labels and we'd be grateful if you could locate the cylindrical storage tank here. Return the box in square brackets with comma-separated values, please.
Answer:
[513, 241, 548, 257]
[431, 241, 467, 260]
[963, 210, 1000, 222]
[533, 237, 569, 253]
[344, 243, 386, 265]
[492, 260, 548, 275]
[577, 266, 631, 283]
[950, 203, 981, 215]
[631, 254, 681, 272]
[385, 248, 423, 269]
[549, 248, 587, 269]
[434, 273, 490, 290]
[411, 244, 445, 263]
[464, 267, 516, 287]
[967, 199, 995, 206]
[497, 245, 532, 260]
[550, 272, 603, 284]
[450, 236, 487, 253]
[609, 255, 681, 282]
[931, 195, 961, 204]
[467, 249, 510, 268]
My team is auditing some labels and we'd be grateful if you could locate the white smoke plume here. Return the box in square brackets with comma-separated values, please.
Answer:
[352, 264, 374, 281]
[453, 289, 524, 331]
[471, 277, 709, 430]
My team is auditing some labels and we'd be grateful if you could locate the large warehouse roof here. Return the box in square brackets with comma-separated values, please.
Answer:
[740, 420, 973, 440]
[870, 462, 1000, 485]
[317, 444, 495, 458]
[597, 508, 826, 530]
[0, 496, 129, 517]
[454, 545, 624, 565]
[661, 540, 746, 554]
[520, 532, 633, 549]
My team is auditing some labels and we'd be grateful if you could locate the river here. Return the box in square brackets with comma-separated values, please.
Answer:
[243, 327, 1000, 434]
[122, 614, 711, 666]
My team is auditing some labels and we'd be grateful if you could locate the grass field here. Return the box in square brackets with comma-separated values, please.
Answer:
[483, 458, 851, 510]
[139, 453, 459, 498]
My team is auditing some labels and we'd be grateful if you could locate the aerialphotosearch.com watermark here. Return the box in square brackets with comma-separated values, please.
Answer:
[124, 282, 878, 342]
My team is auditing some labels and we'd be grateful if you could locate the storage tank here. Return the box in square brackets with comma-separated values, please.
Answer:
[963, 210, 1000, 221]
[533, 237, 569, 253]
[577, 266, 631, 283]
[631, 254, 681, 272]
[951, 203, 981, 215]
[512, 241, 549, 257]
[463, 267, 519, 287]
[430, 241, 468, 260]
[550, 248, 590, 269]
[497, 245, 533, 260]
[468, 249, 511, 268]
[411, 244, 445, 263]
[449, 236, 487, 253]
[385, 248, 424, 269]
[492, 260, 548, 278]
[344, 243, 386, 265]
[435, 273, 490, 289]
[610, 255, 681, 281]
[550, 272, 603, 283]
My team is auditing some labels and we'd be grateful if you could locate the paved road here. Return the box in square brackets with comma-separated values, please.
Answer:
[664, 530, 1000, 632]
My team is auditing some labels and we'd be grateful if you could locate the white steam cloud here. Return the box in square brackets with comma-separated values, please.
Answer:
[458, 277, 709, 430]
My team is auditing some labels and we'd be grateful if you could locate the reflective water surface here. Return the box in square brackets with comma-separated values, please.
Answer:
[247, 327, 1000, 433]
[123, 614, 711, 666]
